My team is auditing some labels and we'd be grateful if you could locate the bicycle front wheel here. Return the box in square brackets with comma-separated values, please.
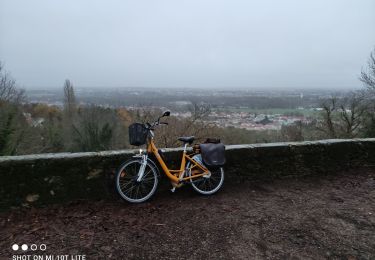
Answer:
[116, 159, 158, 203]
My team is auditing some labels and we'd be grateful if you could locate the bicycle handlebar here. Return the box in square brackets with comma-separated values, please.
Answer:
[144, 111, 170, 130]
[146, 121, 168, 128]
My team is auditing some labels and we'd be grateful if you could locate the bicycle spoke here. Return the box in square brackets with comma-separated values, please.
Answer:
[200, 178, 208, 190]
[143, 169, 152, 178]
[139, 185, 145, 198]
[142, 176, 155, 182]
[207, 178, 214, 190]
[206, 178, 212, 190]
[120, 181, 132, 190]
[120, 174, 135, 184]
[135, 185, 141, 199]
[124, 184, 136, 193]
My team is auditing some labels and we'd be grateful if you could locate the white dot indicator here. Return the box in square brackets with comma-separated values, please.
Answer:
[21, 244, 28, 251]
[12, 244, 19, 251]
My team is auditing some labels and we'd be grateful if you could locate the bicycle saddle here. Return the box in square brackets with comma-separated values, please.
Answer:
[178, 136, 195, 144]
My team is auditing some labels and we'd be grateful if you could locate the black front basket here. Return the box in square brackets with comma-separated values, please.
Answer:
[129, 123, 148, 146]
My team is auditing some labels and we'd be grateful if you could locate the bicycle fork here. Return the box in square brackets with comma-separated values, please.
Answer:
[136, 153, 148, 182]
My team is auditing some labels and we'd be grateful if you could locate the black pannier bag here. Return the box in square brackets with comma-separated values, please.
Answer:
[200, 140, 226, 169]
[204, 138, 220, 144]
[129, 123, 148, 146]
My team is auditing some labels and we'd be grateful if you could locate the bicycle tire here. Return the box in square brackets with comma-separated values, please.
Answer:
[115, 159, 158, 203]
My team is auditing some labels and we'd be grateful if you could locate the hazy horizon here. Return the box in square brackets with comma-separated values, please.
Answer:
[1, 0, 375, 90]
[23, 85, 358, 94]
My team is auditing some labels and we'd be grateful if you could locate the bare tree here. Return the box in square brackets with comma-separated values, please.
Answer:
[0, 62, 27, 155]
[0, 62, 25, 104]
[317, 97, 337, 138]
[72, 106, 114, 152]
[358, 47, 375, 137]
[338, 92, 367, 138]
[63, 79, 76, 117]
[317, 92, 368, 138]
[155, 103, 215, 147]
[360, 48, 375, 91]
[189, 102, 211, 121]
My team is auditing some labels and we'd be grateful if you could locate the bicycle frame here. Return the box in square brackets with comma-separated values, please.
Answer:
[145, 131, 210, 184]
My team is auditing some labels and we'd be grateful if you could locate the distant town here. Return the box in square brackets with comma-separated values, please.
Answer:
[25, 87, 348, 131]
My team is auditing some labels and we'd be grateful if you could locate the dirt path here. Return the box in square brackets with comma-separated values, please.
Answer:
[1, 169, 375, 259]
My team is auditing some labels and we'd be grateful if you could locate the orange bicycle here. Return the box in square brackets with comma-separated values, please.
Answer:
[115, 111, 224, 203]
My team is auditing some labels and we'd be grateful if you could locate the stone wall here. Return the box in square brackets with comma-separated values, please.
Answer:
[1, 139, 375, 210]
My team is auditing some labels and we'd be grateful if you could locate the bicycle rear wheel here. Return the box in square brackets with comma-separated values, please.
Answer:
[190, 167, 224, 195]
[116, 159, 158, 203]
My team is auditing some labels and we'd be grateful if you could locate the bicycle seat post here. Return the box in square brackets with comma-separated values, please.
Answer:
[183, 143, 188, 153]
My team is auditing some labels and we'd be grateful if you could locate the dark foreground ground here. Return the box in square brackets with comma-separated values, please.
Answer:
[1, 169, 375, 260]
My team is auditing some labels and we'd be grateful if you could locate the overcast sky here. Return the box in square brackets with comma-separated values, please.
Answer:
[0, 0, 374, 89]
